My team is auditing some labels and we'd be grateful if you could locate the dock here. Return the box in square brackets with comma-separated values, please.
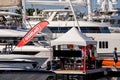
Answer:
[53, 68, 107, 80]
[50, 44, 120, 80]
[52, 66, 120, 80]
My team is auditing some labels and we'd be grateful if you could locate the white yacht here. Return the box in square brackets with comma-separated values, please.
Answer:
[0, 28, 50, 54]
[0, 59, 55, 80]
[25, 8, 120, 59]
[0, 28, 55, 79]
[0, 0, 56, 70]
[0, 0, 56, 79]
[24, 0, 120, 58]
[0, 29, 51, 68]
[0, 10, 53, 69]
[83, 0, 120, 32]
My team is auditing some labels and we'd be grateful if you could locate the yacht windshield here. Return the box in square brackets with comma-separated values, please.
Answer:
[80, 27, 110, 33]
[48, 27, 110, 33]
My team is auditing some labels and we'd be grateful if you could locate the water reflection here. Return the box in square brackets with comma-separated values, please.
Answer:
[97, 77, 120, 80]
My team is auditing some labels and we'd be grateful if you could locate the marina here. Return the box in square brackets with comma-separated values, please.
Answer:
[25, 0, 120, 59]
[0, 0, 120, 80]
[53, 66, 120, 80]
[54, 69, 106, 80]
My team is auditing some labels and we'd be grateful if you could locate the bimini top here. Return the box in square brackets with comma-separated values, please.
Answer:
[26, 0, 86, 6]
[0, 0, 21, 7]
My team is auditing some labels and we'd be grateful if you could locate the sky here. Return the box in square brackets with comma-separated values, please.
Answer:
[25, 0, 120, 14]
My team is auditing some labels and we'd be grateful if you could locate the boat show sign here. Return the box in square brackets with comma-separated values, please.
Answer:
[17, 21, 49, 47]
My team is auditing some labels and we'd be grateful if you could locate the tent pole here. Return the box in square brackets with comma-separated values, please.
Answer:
[83, 46, 86, 72]
[94, 45, 97, 69]
[49, 38, 53, 70]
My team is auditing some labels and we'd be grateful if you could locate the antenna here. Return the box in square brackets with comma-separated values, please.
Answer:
[87, 0, 92, 21]
[67, 0, 81, 31]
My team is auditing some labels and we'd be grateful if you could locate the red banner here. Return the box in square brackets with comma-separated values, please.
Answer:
[17, 21, 49, 47]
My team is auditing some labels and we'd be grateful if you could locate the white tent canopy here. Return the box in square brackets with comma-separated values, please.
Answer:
[51, 27, 97, 46]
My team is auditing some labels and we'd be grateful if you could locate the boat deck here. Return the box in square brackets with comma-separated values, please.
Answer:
[53, 68, 106, 74]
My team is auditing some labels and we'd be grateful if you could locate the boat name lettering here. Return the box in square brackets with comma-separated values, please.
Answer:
[24, 26, 41, 41]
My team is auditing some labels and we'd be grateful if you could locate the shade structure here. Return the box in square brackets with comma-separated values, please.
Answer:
[51, 27, 97, 46]
[0, 0, 21, 7]
[26, 0, 86, 6]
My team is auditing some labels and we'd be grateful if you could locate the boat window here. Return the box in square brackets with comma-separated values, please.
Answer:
[80, 27, 110, 33]
[103, 19, 110, 22]
[25, 37, 46, 45]
[0, 36, 45, 46]
[48, 27, 71, 33]
[48, 27, 110, 33]
[39, 41, 50, 46]
[0, 37, 18, 44]
[99, 41, 108, 49]
[117, 20, 120, 24]
[0, 40, 7, 43]
[93, 19, 101, 22]
[108, 12, 113, 15]
[110, 19, 115, 24]
[117, 11, 120, 16]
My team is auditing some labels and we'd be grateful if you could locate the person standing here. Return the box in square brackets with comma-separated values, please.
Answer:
[113, 47, 118, 66]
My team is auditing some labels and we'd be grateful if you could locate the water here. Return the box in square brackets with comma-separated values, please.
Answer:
[88, 77, 120, 80]
[97, 77, 120, 80]
[55, 74, 120, 80]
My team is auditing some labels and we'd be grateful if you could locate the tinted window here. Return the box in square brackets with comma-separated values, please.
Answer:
[81, 27, 110, 33]
[48, 27, 71, 33]
[48, 27, 110, 33]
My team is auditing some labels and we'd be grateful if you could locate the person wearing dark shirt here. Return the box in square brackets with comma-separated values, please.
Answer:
[113, 47, 118, 66]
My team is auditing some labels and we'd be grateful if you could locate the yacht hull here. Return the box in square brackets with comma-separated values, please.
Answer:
[102, 59, 120, 66]
[0, 69, 55, 80]
[0, 55, 49, 68]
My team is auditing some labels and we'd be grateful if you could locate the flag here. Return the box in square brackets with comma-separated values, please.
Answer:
[17, 21, 49, 47]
